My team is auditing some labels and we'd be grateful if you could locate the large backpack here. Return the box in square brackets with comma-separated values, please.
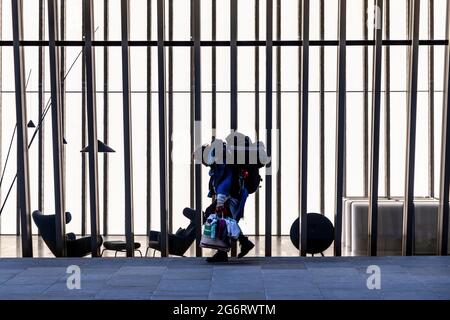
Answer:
[225, 133, 270, 194]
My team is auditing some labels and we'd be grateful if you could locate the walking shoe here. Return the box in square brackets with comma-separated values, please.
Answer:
[238, 237, 255, 259]
[206, 250, 228, 263]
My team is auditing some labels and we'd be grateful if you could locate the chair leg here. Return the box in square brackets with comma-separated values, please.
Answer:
[136, 249, 143, 257]
[115, 251, 118, 257]
[320, 252, 325, 257]
[145, 247, 150, 257]
[153, 249, 156, 257]
[100, 249, 106, 257]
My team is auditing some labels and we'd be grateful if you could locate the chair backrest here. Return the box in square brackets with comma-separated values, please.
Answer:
[32, 210, 71, 257]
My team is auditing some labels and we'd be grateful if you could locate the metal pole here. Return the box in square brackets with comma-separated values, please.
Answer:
[194, 0, 202, 258]
[334, 0, 346, 257]
[47, 0, 66, 257]
[368, 0, 384, 257]
[230, 0, 238, 258]
[81, 0, 87, 236]
[276, 0, 281, 237]
[83, 0, 100, 257]
[230, 0, 238, 131]
[437, 0, 450, 256]
[402, 0, 420, 256]
[299, 0, 310, 257]
[384, 0, 391, 198]
[265, 0, 273, 257]
[428, 0, 435, 198]
[60, 0, 66, 209]
[255, 0, 260, 235]
[363, 0, 369, 198]
[212, 0, 216, 139]
[319, 0, 325, 214]
[190, 0, 194, 209]
[11, 0, 33, 257]
[120, 0, 135, 257]
[157, 0, 169, 257]
[103, 0, 109, 236]
[168, 0, 173, 234]
[146, 0, 152, 238]
[38, 0, 45, 216]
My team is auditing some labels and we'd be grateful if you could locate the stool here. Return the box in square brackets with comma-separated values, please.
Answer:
[101, 241, 142, 257]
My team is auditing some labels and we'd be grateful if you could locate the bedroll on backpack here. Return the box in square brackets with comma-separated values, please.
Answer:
[225, 133, 270, 194]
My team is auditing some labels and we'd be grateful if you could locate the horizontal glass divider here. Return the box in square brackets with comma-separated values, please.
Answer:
[0, 39, 447, 47]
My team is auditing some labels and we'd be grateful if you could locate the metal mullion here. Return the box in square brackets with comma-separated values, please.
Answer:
[194, 0, 202, 258]
[437, 0, 450, 256]
[212, 0, 216, 139]
[429, 0, 435, 198]
[230, 0, 238, 131]
[38, 0, 45, 218]
[363, 0, 369, 198]
[190, 0, 194, 209]
[275, 0, 281, 237]
[157, 0, 169, 257]
[103, 0, 109, 236]
[47, 0, 66, 257]
[168, 0, 173, 234]
[146, 0, 152, 239]
[265, 0, 273, 257]
[384, 0, 391, 198]
[11, 0, 33, 257]
[255, 0, 260, 236]
[60, 0, 66, 209]
[81, 0, 87, 236]
[230, 0, 238, 258]
[120, 0, 135, 257]
[299, 0, 310, 257]
[334, 0, 346, 257]
[83, 0, 101, 257]
[368, 0, 384, 257]
[319, 0, 324, 214]
[402, 0, 420, 256]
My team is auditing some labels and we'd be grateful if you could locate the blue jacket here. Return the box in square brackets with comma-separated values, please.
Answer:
[207, 164, 248, 221]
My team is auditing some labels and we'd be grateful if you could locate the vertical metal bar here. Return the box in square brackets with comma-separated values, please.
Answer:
[319, 0, 324, 214]
[255, 0, 260, 236]
[334, 0, 346, 257]
[120, 0, 135, 257]
[299, 0, 310, 257]
[83, 0, 100, 257]
[402, 0, 420, 256]
[363, 0, 369, 198]
[81, 0, 87, 236]
[212, 0, 216, 139]
[275, 0, 281, 237]
[384, 0, 391, 198]
[265, 0, 273, 257]
[60, 0, 66, 209]
[437, 0, 450, 256]
[190, 0, 194, 209]
[38, 0, 45, 216]
[230, 0, 238, 130]
[230, 0, 238, 258]
[157, 0, 169, 257]
[168, 0, 173, 234]
[11, 0, 33, 257]
[146, 0, 152, 238]
[428, 0, 435, 198]
[47, 0, 66, 257]
[368, 0, 384, 257]
[194, 0, 202, 258]
[103, 0, 109, 236]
